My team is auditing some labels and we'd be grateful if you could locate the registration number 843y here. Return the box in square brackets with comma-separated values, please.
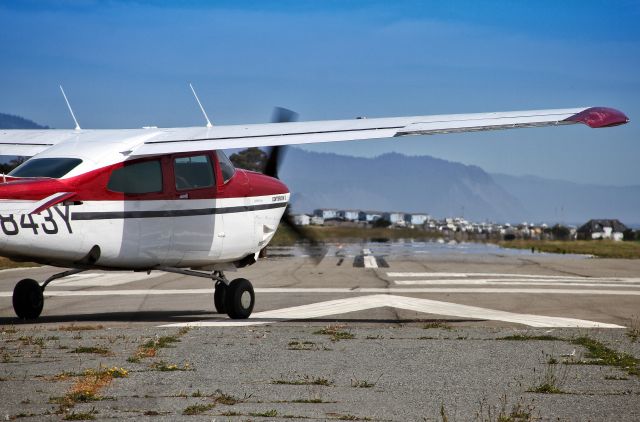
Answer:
[0, 206, 73, 236]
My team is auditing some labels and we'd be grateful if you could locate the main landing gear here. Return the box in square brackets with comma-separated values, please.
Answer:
[13, 269, 85, 319]
[158, 268, 255, 320]
[12, 267, 255, 320]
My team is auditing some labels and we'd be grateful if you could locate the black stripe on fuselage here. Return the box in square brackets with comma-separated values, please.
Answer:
[70, 202, 287, 220]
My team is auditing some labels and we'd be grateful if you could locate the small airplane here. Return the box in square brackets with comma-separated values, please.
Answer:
[0, 97, 629, 320]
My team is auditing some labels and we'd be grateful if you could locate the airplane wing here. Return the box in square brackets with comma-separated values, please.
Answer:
[128, 106, 628, 157]
[0, 129, 79, 156]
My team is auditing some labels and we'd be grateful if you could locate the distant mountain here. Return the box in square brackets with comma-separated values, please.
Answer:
[491, 173, 640, 226]
[278, 148, 640, 225]
[278, 148, 526, 223]
[0, 113, 48, 129]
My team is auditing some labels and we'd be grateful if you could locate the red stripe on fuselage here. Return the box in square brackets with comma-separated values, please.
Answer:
[0, 152, 288, 201]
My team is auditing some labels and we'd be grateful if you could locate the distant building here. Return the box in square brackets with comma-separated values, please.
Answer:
[310, 216, 325, 225]
[358, 210, 383, 223]
[313, 208, 338, 220]
[405, 213, 429, 226]
[577, 219, 627, 241]
[292, 214, 310, 226]
[382, 212, 406, 225]
[336, 209, 360, 221]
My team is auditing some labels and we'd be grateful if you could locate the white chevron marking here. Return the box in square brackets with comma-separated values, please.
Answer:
[158, 294, 623, 328]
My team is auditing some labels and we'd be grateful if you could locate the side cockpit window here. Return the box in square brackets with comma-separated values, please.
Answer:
[174, 155, 215, 190]
[107, 160, 162, 194]
[9, 158, 82, 178]
[216, 150, 235, 183]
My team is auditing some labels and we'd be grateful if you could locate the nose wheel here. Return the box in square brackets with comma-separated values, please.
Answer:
[13, 279, 44, 319]
[213, 276, 255, 319]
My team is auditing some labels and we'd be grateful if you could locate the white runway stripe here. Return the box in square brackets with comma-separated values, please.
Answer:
[386, 272, 640, 282]
[393, 279, 640, 288]
[1, 287, 639, 298]
[52, 272, 164, 287]
[159, 294, 623, 328]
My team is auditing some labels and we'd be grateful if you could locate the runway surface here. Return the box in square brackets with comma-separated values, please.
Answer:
[1, 248, 639, 420]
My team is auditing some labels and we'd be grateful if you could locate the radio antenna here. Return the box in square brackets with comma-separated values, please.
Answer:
[59, 85, 81, 130]
[189, 82, 213, 128]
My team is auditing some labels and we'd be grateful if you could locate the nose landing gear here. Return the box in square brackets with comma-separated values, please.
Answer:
[12, 279, 43, 319]
[12, 268, 86, 319]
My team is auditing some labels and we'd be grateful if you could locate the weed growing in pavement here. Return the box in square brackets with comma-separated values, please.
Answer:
[272, 375, 333, 386]
[18, 335, 45, 347]
[568, 336, 639, 376]
[63, 409, 98, 420]
[182, 403, 215, 415]
[212, 389, 248, 405]
[313, 325, 355, 341]
[151, 360, 191, 371]
[220, 411, 241, 416]
[250, 409, 278, 417]
[350, 374, 382, 388]
[498, 334, 562, 341]
[474, 393, 537, 422]
[49, 366, 128, 412]
[527, 351, 569, 394]
[58, 325, 104, 332]
[423, 321, 453, 330]
[71, 346, 111, 356]
[605, 375, 629, 380]
[288, 340, 318, 351]
[128, 333, 184, 362]
[625, 315, 639, 342]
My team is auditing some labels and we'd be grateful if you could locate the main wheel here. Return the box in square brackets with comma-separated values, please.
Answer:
[214, 282, 227, 314]
[226, 278, 255, 319]
[13, 279, 44, 319]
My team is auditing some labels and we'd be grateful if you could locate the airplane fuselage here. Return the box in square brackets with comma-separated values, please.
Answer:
[0, 150, 289, 270]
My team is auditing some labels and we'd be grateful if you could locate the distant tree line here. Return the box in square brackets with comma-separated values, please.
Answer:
[0, 157, 26, 174]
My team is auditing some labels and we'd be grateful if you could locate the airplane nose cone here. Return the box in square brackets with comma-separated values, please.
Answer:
[243, 171, 289, 196]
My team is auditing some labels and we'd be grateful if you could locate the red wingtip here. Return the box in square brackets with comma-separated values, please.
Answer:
[564, 107, 629, 128]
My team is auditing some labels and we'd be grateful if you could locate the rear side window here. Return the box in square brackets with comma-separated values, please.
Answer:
[174, 155, 215, 190]
[107, 160, 162, 194]
[9, 158, 82, 178]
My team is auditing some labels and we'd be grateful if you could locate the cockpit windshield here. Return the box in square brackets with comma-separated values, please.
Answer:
[8, 158, 83, 178]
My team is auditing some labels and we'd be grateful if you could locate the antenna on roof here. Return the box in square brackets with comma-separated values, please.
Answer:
[59, 85, 81, 130]
[189, 82, 213, 128]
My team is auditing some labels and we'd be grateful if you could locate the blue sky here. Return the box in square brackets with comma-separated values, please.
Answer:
[1, 0, 638, 185]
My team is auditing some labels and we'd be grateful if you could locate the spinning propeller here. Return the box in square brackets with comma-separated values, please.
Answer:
[263, 107, 326, 262]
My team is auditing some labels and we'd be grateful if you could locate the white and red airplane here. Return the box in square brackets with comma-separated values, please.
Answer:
[0, 105, 629, 320]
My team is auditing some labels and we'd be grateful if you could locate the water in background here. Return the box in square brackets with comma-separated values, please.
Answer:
[267, 239, 590, 259]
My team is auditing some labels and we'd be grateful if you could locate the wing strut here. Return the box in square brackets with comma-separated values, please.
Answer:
[59, 85, 81, 131]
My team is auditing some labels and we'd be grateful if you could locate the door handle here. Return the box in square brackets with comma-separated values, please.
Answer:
[178, 193, 189, 199]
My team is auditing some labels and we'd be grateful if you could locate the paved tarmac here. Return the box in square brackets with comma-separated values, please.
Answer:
[1, 245, 639, 420]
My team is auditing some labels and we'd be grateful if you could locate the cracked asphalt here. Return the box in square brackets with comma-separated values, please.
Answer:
[1, 247, 639, 420]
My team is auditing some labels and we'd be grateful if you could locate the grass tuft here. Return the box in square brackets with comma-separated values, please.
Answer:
[250, 409, 278, 417]
[182, 403, 215, 415]
[272, 375, 332, 386]
[498, 334, 562, 341]
[71, 347, 110, 356]
[570, 336, 639, 376]
[313, 325, 355, 341]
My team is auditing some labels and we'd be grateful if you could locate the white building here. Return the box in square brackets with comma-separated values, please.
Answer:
[292, 214, 310, 226]
[405, 213, 430, 226]
[383, 212, 406, 224]
[359, 211, 383, 223]
[337, 209, 360, 221]
[313, 208, 338, 220]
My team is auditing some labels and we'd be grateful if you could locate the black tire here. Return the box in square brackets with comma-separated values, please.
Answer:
[226, 278, 255, 319]
[13, 279, 44, 319]
[214, 282, 227, 314]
